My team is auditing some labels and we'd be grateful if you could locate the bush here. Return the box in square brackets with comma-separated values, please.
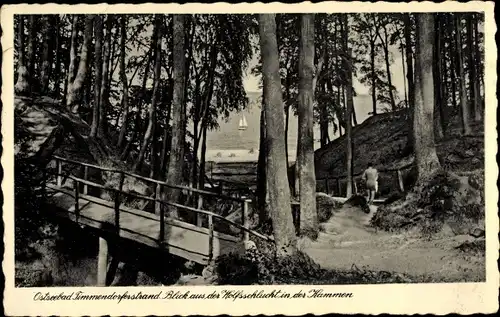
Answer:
[215, 248, 323, 285]
[316, 193, 342, 222]
[215, 247, 421, 285]
[371, 170, 484, 235]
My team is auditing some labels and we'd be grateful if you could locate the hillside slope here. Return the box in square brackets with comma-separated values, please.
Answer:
[313, 110, 484, 196]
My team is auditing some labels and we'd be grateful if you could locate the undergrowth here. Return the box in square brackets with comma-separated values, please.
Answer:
[371, 170, 484, 235]
[215, 247, 421, 285]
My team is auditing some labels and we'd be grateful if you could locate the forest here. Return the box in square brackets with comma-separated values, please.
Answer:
[14, 12, 485, 285]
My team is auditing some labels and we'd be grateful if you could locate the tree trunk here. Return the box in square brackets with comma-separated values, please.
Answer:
[68, 15, 94, 114]
[257, 105, 268, 225]
[319, 82, 329, 146]
[117, 16, 130, 149]
[336, 80, 343, 136]
[65, 16, 78, 105]
[15, 16, 30, 95]
[352, 101, 358, 126]
[53, 16, 61, 98]
[414, 13, 441, 183]
[297, 13, 318, 237]
[442, 30, 449, 110]
[165, 14, 187, 217]
[284, 71, 291, 168]
[370, 39, 377, 115]
[450, 29, 458, 109]
[40, 16, 52, 94]
[401, 41, 408, 108]
[455, 14, 472, 135]
[90, 16, 103, 138]
[467, 14, 481, 121]
[344, 16, 354, 198]
[433, 15, 444, 140]
[259, 13, 297, 257]
[381, 26, 396, 112]
[473, 13, 483, 110]
[26, 15, 35, 91]
[135, 15, 162, 172]
[404, 13, 415, 150]
[284, 102, 291, 166]
[121, 48, 154, 160]
[98, 15, 113, 137]
[160, 82, 173, 178]
[198, 121, 208, 191]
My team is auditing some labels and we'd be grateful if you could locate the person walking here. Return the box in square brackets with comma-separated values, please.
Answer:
[362, 163, 378, 204]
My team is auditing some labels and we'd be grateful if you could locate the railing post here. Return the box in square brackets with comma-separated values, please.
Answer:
[74, 180, 80, 222]
[159, 192, 165, 247]
[397, 169, 405, 192]
[208, 214, 214, 262]
[353, 179, 358, 195]
[196, 195, 204, 227]
[114, 172, 125, 229]
[83, 165, 89, 195]
[154, 183, 162, 215]
[241, 198, 250, 243]
[97, 237, 109, 286]
[56, 159, 62, 187]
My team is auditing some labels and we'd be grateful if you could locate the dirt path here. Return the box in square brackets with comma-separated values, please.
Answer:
[301, 204, 485, 282]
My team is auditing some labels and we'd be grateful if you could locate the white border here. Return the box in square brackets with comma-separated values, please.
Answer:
[2, 2, 498, 315]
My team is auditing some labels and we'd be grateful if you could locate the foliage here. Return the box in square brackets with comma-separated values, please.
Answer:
[215, 247, 426, 285]
[371, 170, 484, 235]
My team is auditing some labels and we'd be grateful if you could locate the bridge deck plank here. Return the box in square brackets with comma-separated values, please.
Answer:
[45, 185, 246, 265]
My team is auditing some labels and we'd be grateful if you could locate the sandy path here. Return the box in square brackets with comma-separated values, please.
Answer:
[301, 204, 485, 282]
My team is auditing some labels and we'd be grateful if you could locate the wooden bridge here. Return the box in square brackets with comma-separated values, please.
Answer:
[41, 156, 273, 286]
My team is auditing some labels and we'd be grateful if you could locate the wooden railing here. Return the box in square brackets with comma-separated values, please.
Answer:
[316, 163, 414, 197]
[47, 156, 274, 261]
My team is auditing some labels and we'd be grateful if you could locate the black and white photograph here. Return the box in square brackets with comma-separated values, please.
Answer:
[2, 2, 498, 316]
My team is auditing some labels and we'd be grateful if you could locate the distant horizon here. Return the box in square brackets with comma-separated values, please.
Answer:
[204, 93, 388, 163]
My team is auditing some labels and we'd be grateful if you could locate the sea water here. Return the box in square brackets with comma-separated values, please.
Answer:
[205, 94, 376, 163]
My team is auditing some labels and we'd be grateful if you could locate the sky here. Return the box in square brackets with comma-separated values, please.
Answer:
[242, 44, 407, 96]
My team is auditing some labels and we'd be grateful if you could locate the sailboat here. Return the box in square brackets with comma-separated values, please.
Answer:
[238, 115, 248, 130]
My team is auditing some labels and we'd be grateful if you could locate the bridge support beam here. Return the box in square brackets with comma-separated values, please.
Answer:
[97, 237, 109, 286]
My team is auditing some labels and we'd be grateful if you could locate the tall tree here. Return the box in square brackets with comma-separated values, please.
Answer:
[26, 15, 35, 87]
[448, 14, 458, 109]
[67, 15, 94, 114]
[91, 15, 104, 138]
[455, 14, 471, 135]
[52, 15, 62, 98]
[343, 15, 354, 198]
[134, 15, 163, 172]
[256, 104, 268, 225]
[117, 16, 130, 149]
[259, 13, 297, 256]
[376, 15, 397, 112]
[165, 14, 187, 217]
[413, 13, 441, 183]
[353, 13, 380, 115]
[404, 13, 415, 150]
[472, 13, 483, 108]
[65, 16, 79, 105]
[466, 14, 481, 121]
[297, 13, 318, 237]
[15, 16, 30, 95]
[433, 14, 445, 139]
[39, 16, 52, 94]
[98, 15, 113, 137]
